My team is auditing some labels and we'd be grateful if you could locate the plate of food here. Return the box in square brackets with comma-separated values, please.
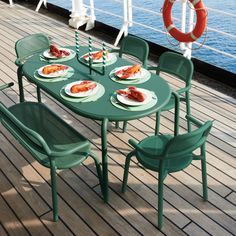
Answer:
[64, 81, 99, 98]
[116, 86, 153, 106]
[114, 64, 146, 80]
[43, 45, 71, 59]
[82, 50, 115, 63]
[37, 64, 70, 78]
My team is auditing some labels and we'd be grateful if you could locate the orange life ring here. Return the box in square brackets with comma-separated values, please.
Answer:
[162, 0, 207, 42]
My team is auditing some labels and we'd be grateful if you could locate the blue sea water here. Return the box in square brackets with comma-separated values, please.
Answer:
[48, 0, 236, 74]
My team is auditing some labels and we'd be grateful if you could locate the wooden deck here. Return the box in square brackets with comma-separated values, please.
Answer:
[0, 1, 235, 235]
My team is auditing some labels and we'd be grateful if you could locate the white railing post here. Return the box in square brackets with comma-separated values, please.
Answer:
[114, 0, 133, 46]
[128, 0, 133, 27]
[9, 0, 13, 6]
[69, 0, 94, 30]
[35, 0, 47, 12]
[180, 0, 187, 51]
[85, 0, 96, 30]
[185, 3, 195, 59]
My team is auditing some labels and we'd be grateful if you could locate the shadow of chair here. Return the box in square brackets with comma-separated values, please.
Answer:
[15, 33, 50, 103]
[151, 51, 194, 134]
[121, 115, 212, 229]
[0, 82, 102, 222]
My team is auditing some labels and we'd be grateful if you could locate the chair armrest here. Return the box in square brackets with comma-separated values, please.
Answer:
[185, 115, 204, 128]
[0, 82, 14, 91]
[15, 58, 24, 66]
[147, 66, 157, 71]
[128, 139, 162, 159]
[171, 91, 180, 136]
[110, 49, 119, 53]
[50, 140, 90, 157]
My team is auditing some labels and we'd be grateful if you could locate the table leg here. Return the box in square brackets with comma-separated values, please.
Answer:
[101, 118, 109, 202]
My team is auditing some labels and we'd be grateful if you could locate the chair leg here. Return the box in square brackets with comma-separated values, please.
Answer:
[158, 171, 164, 229]
[121, 151, 135, 193]
[122, 121, 128, 132]
[155, 111, 161, 135]
[90, 152, 103, 194]
[186, 92, 191, 132]
[37, 86, 41, 103]
[115, 121, 119, 129]
[50, 166, 58, 222]
[201, 147, 208, 201]
[173, 92, 180, 136]
[17, 67, 24, 103]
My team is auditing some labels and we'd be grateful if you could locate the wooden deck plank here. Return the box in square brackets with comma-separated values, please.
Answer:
[226, 192, 236, 206]
[184, 222, 211, 236]
[0, 223, 8, 236]
[0, 193, 30, 236]
[0, 128, 102, 236]
[0, 134, 51, 216]
[0, 171, 51, 236]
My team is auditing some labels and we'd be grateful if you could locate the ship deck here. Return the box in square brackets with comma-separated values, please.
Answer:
[0, 1, 235, 235]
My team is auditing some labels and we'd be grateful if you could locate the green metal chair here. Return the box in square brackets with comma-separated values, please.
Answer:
[117, 35, 149, 68]
[114, 35, 149, 131]
[0, 82, 102, 222]
[15, 33, 50, 103]
[151, 51, 194, 134]
[122, 115, 212, 229]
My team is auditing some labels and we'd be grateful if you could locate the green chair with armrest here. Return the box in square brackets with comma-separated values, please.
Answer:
[15, 33, 50, 103]
[113, 35, 149, 131]
[0, 82, 102, 222]
[121, 115, 213, 229]
[150, 51, 194, 134]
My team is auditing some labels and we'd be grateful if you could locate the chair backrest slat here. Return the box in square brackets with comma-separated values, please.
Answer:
[165, 121, 212, 159]
[156, 51, 194, 85]
[119, 35, 149, 68]
[15, 33, 50, 61]
[0, 103, 50, 153]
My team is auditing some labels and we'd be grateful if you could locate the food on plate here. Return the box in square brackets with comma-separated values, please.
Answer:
[117, 86, 146, 102]
[70, 81, 97, 93]
[115, 64, 141, 79]
[49, 44, 70, 58]
[42, 65, 68, 75]
[83, 50, 108, 61]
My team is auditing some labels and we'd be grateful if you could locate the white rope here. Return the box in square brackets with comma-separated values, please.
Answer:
[130, 20, 166, 34]
[84, 4, 123, 19]
[194, 42, 236, 59]
[207, 27, 236, 39]
[207, 7, 236, 17]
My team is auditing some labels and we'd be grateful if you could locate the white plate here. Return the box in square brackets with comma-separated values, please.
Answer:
[116, 88, 153, 106]
[37, 64, 70, 78]
[114, 66, 148, 80]
[43, 48, 71, 59]
[82, 51, 115, 63]
[64, 81, 99, 98]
